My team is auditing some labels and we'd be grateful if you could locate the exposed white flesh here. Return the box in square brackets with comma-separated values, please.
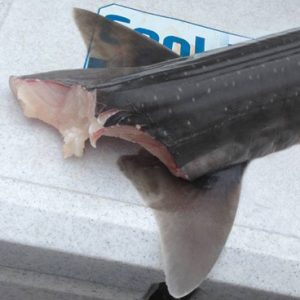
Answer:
[9, 77, 103, 158]
[9, 77, 182, 177]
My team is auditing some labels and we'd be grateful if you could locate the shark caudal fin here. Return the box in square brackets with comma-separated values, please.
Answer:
[73, 8, 178, 67]
[118, 151, 247, 298]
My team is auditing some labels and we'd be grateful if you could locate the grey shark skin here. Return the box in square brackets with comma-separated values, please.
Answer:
[9, 8, 300, 299]
[13, 11, 300, 180]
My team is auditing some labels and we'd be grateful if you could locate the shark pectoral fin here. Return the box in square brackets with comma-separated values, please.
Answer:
[118, 152, 247, 298]
[73, 8, 179, 68]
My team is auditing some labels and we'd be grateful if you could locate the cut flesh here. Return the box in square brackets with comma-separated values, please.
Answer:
[10, 77, 183, 177]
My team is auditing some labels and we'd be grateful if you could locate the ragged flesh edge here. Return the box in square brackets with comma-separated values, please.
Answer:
[9, 77, 102, 158]
[91, 124, 186, 179]
[9, 77, 185, 178]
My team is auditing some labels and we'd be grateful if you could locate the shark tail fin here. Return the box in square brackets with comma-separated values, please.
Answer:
[118, 152, 247, 298]
[73, 8, 178, 68]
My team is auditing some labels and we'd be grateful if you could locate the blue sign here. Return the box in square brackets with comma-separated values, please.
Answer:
[84, 4, 250, 68]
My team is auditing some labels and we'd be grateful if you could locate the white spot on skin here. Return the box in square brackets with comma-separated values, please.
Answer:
[187, 120, 191, 126]
[163, 130, 168, 136]
[207, 87, 211, 94]
[212, 77, 217, 82]
[178, 87, 183, 93]
[192, 97, 196, 102]
[135, 124, 141, 130]
[224, 107, 228, 112]
[236, 70, 241, 75]
[153, 95, 158, 101]
[176, 94, 180, 100]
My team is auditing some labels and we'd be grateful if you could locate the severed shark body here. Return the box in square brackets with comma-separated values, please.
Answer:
[9, 8, 300, 298]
